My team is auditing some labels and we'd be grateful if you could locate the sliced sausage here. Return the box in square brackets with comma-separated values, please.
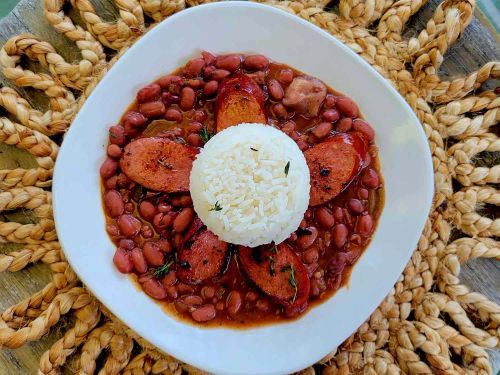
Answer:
[216, 74, 266, 132]
[120, 138, 199, 193]
[177, 230, 229, 285]
[282, 76, 326, 117]
[238, 243, 310, 315]
[305, 132, 367, 206]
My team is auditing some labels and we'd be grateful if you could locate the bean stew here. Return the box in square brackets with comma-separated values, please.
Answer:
[101, 52, 384, 327]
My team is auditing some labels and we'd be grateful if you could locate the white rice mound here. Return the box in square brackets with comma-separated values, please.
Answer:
[190, 123, 310, 247]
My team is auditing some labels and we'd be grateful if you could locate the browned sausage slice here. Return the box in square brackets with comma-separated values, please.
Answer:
[177, 230, 229, 285]
[305, 132, 367, 206]
[239, 243, 310, 315]
[216, 74, 266, 132]
[120, 138, 199, 193]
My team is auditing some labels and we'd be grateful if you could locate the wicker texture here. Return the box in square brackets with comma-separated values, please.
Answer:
[0, 0, 498, 373]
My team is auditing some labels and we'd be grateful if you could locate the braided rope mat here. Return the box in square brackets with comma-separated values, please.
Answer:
[0, 0, 499, 373]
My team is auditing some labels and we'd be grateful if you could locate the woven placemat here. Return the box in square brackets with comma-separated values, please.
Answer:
[0, 0, 499, 373]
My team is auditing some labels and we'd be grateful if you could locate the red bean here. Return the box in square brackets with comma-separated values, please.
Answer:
[333, 207, 344, 222]
[166, 286, 178, 300]
[175, 295, 203, 313]
[158, 203, 172, 213]
[143, 241, 165, 267]
[157, 239, 172, 253]
[131, 248, 148, 273]
[107, 144, 122, 158]
[268, 79, 284, 100]
[353, 119, 375, 141]
[153, 212, 173, 230]
[116, 173, 131, 188]
[141, 225, 153, 238]
[162, 271, 177, 287]
[348, 199, 364, 214]
[117, 214, 141, 237]
[123, 122, 139, 138]
[104, 176, 117, 189]
[327, 252, 348, 275]
[245, 291, 258, 302]
[311, 122, 333, 139]
[184, 58, 205, 78]
[332, 224, 349, 248]
[212, 69, 231, 81]
[316, 207, 335, 228]
[179, 87, 196, 111]
[123, 111, 147, 128]
[139, 201, 156, 221]
[215, 54, 241, 72]
[100, 158, 118, 179]
[226, 291, 243, 317]
[109, 125, 125, 145]
[142, 278, 167, 300]
[124, 202, 134, 213]
[304, 247, 319, 264]
[192, 304, 216, 322]
[243, 55, 269, 70]
[322, 109, 340, 123]
[361, 168, 380, 189]
[193, 110, 207, 123]
[336, 96, 359, 117]
[277, 69, 294, 85]
[139, 101, 165, 118]
[203, 80, 219, 97]
[113, 248, 133, 273]
[202, 51, 216, 65]
[157, 75, 182, 89]
[186, 79, 204, 89]
[137, 84, 161, 103]
[119, 239, 135, 250]
[165, 108, 182, 122]
[256, 299, 270, 312]
[203, 65, 216, 78]
[103, 190, 124, 218]
[187, 121, 203, 133]
[173, 208, 194, 233]
[323, 94, 336, 108]
[297, 227, 318, 250]
[106, 224, 119, 237]
[358, 188, 369, 200]
[187, 133, 203, 147]
[201, 286, 216, 300]
[357, 214, 374, 236]
[337, 117, 352, 132]
[273, 103, 288, 119]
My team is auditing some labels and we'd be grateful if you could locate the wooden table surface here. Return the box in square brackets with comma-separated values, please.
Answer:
[0, 0, 498, 374]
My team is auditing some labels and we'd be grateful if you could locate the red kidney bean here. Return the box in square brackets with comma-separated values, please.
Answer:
[212, 69, 231, 81]
[178, 283, 195, 295]
[193, 110, 207, 123]
[297, 227, 318, 250]
[201, 286, 216, 300]
[179, 87, 196, 111]
[322, 109, 340, 123]
[327, 253, 348, 276]
[153, 212, 173, 230]
[187, 133, 203, 147]
[119, 239, 135, 250]
[141, 225, 153, 238]
[332, 224, 349, 248]
[323, 94, 336, 108]
[124, 111, 148, 128]
[142, 278, 167, 300]
[352, 119, 375, 141]
[173, 232, 183, 250]
[187, 121, 203, 133]
[139, 201, 156, 221]
[333, 206, 344, 222]
[215, 301, 224, 311]
[336, 96, 359, 117]
[256, 299, 271, 312]
[163, 92, 179, 104]
[316, 207, 335, 228]
[124, 202, 134, 213]
[203, 80, 219, 97]
[304, 247, 319, 264]
[243, 55, 269, 70]
[184, 58, 205, 78]
[103, 190, 124, 218]
[173, 208, 194, 233]
[348, 198, 364, 214]
[311, 122, 333, 139]
[123, 122, 139, 138]
[226, 291, 243, 317]
[277, 68, 293, 85]
[273, 103, 288, 119]
[100, 158, 118, 179]
[113, 248, 133, 273]
[109, 125, 125, 145]
[203, 65, 216, 78]
[361, 168, 380, 189]
[337, 117, 352, 132]
[117, 214, 141, 237]
[166, 286, 178, 300]
[186, 79, 204, 89]
[175, 295, 202, 313]
[143, 241, 165, 267]
[137, 84, 161, 103]
[158, 203, 172, 213]
[116, 173, 131, 188]
[281, 120, 295, 134]
[173, 196, 192, 207]
[157, 239, 172, 253]
[245, 291, 258, 302]
[215, 54, 241, 72]
[268, 79, 284, 101]
[157, 75, 182, 89]
[139, 101, 165, 118]
[107, 144, 122, 158]
[350, 234, 362, 246]
[162, 271, 177, 287]
[192, 304, 216, 322]
[357, 214, 374, 236]
[106, 224, 119, 237]
[165, 108, 182, 122]
[202, 51, 216, 65]
[104, 176, 117, 189]
[131, 247, 148, 273]
[358, 188, 369, 200]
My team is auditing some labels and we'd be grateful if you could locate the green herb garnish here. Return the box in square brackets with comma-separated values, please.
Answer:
[250, 147, 258, 152]
[281, 264, 298, 303]
[199, 127, 213, 143]
[269, 256, 276, 276]
[209, 201, 223, 212]
[153, 259, 174, 278]
[284, 161, 290, 177]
